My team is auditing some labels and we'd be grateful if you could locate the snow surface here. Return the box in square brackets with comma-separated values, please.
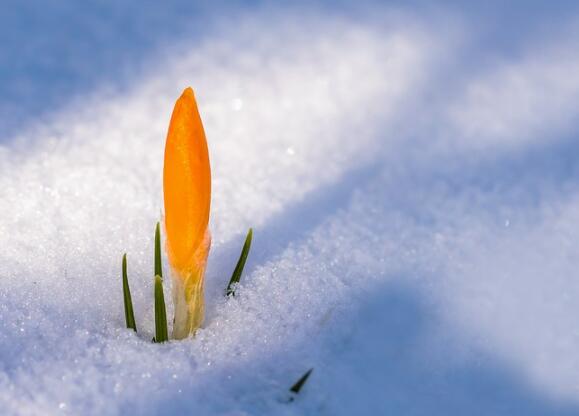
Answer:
[2, 2, 579, 415]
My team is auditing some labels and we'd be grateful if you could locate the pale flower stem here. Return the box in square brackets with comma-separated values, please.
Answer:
[172, 271, 205, 339]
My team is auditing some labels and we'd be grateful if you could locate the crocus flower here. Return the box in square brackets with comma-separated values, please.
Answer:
[163, 87, 211, 339]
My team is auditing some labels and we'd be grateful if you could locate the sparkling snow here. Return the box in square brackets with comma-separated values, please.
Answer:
[2, 2, 579, 415]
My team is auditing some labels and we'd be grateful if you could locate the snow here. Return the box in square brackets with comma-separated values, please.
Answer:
[2, 2, 579, 415]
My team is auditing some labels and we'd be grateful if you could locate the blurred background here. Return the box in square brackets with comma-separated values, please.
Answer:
[2, 0, 578, 140]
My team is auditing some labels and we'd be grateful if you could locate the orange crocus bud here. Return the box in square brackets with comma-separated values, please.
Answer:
[163, 87, 211, 339]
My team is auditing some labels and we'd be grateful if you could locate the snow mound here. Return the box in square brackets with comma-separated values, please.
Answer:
[2, 5, 579, 416]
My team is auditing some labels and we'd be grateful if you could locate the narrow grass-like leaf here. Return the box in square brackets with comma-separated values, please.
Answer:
[155, 222, 163, 279]
[226, 228, 253, 296]
[290, 368, 313, 395]
[122, 254, 137, 332]
[154, 275, 168, 342]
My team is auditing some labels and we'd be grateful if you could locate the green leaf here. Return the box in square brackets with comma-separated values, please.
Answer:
[155, 222, 163, 279]
[154, 275, 169, 343]
[289, 368, 313, 395]
[122, 254, 137, 332]
[226, 228, 253, 296]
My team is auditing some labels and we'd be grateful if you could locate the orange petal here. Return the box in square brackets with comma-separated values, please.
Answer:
[163, 87, 211, 274]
